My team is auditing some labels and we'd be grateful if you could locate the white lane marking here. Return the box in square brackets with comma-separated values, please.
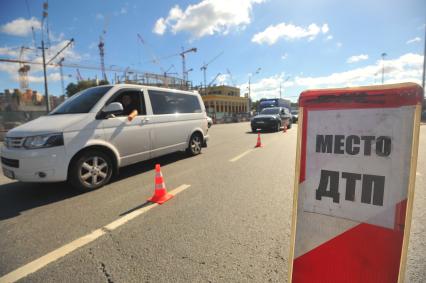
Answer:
[0, 229, 106, 283]
[104, 184, 190, 231]
[229, 149, 254, 162]
[0, 184, 191, 283]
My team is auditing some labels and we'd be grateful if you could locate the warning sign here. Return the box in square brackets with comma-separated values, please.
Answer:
[288, 83, 423, 283]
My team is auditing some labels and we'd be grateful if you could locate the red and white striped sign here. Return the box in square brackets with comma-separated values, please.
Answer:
[289, 83, 423, 283]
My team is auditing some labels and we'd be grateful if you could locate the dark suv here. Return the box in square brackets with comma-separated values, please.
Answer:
[251, 107, 292, 132]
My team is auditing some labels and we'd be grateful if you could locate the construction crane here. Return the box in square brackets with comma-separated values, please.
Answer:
[200, 51, 224, 90]
[208, 73, 221, 87]
[180, 47, 197, 82]
[98, 16, 109, 81]
[76, 69, 83, 81]
[18, 46, 31, 90]
[137, 33, 167, 74]
[226, 68, 237, 86]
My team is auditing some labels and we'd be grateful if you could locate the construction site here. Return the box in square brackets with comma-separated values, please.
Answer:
[0, 2, 252, 139]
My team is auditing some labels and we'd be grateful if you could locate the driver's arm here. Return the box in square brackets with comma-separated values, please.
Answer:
[127, 109, 138, 121]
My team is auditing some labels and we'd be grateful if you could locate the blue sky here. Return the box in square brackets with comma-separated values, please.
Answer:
[0, 0, 424, 102]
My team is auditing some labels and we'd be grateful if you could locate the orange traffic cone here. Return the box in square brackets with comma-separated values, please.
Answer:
[255, 132, 262, 148]
[148, 164, 173, 204]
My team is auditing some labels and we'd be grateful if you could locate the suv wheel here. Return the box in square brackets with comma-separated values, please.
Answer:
[187, 133, 203, 156]
[69, 150, 113, 192]
[276, 122, 281, 132]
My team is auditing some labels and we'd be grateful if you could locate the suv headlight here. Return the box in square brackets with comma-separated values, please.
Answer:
[23, 133, 64, 149]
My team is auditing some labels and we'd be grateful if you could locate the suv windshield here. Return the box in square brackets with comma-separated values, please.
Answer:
[260, 108, 280, 115]
[50, 86, 113, 115]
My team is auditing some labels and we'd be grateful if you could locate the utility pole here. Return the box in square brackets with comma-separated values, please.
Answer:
[41, 39, 49, 111]
[381, 52, 387, 85]
[248, 67, 261, 110]
[422, 25, 426, 92]
[280, 76, 291, 99]
[279, 82, 282, 99]
[58, 57, 65, 97]
[41, 3, 49, 112]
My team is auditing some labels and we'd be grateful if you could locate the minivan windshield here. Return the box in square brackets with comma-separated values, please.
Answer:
[50, 86, 113, 115]
[260, 108, 280, 115]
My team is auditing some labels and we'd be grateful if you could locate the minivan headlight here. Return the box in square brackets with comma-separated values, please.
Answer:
[23, 133, 64, 149]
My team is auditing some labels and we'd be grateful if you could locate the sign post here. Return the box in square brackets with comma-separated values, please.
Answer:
[288, 83, 423, 282]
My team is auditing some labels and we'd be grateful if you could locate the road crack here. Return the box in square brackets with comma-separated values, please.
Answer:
[100, 262, 114, 283]
[88, 248, 114, 283]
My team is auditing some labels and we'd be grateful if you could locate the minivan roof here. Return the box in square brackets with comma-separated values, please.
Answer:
[108, 84, 200, 95]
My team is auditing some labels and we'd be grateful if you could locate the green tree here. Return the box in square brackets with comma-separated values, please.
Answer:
[66, 79, 109, 97]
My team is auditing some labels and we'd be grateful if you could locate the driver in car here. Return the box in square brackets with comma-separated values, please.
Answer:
[121, 94, 138, 121]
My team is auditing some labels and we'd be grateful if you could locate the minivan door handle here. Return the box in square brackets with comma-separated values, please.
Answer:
[141, 117, 150, 124]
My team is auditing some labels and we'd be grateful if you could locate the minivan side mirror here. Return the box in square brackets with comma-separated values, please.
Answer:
[103, 102, 123, 115]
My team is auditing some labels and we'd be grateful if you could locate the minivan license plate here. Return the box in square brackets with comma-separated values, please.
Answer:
[3, 167, 15, 179]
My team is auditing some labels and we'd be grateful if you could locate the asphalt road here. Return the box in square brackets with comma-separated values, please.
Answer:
[0, 122, 425, 282]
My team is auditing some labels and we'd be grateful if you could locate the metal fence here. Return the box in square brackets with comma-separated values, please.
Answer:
[0, 111, 47, 141]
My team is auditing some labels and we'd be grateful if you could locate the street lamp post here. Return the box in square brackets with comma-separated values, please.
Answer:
[381, 52, 387, 85]
[280, 76, 291, 99]
[248, 67, 261, 112]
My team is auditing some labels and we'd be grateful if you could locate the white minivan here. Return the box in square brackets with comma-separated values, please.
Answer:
[1, 84, 209, 191]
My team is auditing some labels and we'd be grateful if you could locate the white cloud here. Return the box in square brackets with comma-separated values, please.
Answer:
[336, 42, 343, 48]
[153, 18, 167, 35]
[281, 53, 288, 60]
[251, 22, 329, 45]
[0, 47, 20, 57]
[120, 7, 127, 14]
[0, 17, 41, 37]
[294, 53, 423, 89]
[240, 53, 423, 101]
[153, 0, 264, 38]
[326, 35, 333, 41]
[239, 73, 294, 101]
[347, 54, 369, 64]
[0, 38, 83, 87]
[96, 13, 104, 20]
[25, 72, 62, 83]
[321, 24, 329, 33]
[406, 37, 421, 44]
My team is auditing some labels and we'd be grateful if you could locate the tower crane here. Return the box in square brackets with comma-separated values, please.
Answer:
[208, 72, 221, 87]
[180, 47, 197, 82]
[76, 69, 83, 82]
[98, 16, 109, 81]
[200, 51, 224, 90]
[226, 68, 237, 86]
[137, 33, 166, 73]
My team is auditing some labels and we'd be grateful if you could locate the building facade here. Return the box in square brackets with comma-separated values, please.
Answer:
[200, 85, 249, 117]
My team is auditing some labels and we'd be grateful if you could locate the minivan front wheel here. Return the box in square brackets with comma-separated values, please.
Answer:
[69, 150, 113, 191]
[187, 133, 203, 156]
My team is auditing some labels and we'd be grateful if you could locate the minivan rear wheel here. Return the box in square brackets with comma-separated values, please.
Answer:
[187, 133, 203, 156]
[69, 150, 113, 192]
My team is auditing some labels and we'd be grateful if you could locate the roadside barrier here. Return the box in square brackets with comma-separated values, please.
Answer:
[148, 164, 173, 204]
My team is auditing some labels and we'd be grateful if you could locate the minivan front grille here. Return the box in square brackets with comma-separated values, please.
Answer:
[1, 157, 19, 168]
[4, 137, 24, 149]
